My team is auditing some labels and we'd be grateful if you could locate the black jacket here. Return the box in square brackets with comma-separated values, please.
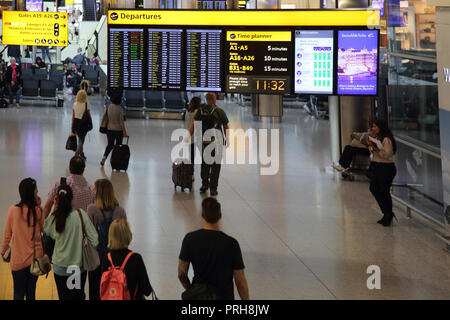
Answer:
[5, 65, 22, 85]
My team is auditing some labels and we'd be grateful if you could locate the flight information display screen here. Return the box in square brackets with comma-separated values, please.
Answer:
[337, 30, 378, 95]
[109, 27, 145, 89]
[294, 30, 334, 95]
[147, 28, 182, 89]
[185, 29, 222, 92]
[225, 30, 291, 94]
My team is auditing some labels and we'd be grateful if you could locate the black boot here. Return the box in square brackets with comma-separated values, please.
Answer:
[381, 213, 394, 227]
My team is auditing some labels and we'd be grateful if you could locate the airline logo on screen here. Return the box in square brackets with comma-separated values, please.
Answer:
[107, 10, 380, 27]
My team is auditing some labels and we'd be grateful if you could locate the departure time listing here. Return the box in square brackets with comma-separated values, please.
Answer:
[186, 29, 222, 92]
[109, 27, 144, 89]
[148, 28, 182, 89]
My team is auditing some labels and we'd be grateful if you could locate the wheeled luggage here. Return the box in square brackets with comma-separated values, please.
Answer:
[172, 159, 193, 192]
[111, 137, 130, 171]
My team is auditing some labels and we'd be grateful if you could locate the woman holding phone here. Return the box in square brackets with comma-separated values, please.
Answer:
[367, 120, 397, 227]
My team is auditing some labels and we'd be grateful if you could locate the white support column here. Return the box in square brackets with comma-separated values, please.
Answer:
[328, 96, 340, 165]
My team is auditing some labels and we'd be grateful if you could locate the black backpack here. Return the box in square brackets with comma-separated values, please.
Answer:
[199, 106, 217, 134]
[97, 208, 114, 259]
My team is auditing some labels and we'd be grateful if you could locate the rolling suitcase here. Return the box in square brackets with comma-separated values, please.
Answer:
[111, 137, 130, 171]
[172, 159, 193, 192]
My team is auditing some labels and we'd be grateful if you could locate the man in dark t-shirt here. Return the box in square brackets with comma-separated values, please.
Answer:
[178, 198, 249, 300]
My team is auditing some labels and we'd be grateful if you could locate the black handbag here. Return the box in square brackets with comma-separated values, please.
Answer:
[42, 233, 55, 262]
[99, 106, 108, 134]
[65, 135, 77, 151]
[81, 102, 93, 133]
[181, 283, 219, 300]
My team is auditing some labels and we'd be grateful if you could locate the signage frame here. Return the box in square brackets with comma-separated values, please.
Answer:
[335, 27, 380, 97]
[107, 9, 381, 96]
[224, 27, 294, 95]
[2, 11, 68, 47]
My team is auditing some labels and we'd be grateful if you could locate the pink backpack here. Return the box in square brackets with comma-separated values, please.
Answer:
[100, 252, 135, 300]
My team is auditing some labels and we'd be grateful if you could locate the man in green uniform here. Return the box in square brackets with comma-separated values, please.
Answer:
[188, 92, 229, 196]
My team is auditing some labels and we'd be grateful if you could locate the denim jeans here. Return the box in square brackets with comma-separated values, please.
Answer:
[41, 46, 52, 63]
[104, 130, 123, 158]
[11, 265, 38, 300]
[6, 84, 21, 104]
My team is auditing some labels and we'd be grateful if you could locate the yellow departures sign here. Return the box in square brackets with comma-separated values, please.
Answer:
[108, 9, 380, 27]
[2, 11, 68, 47]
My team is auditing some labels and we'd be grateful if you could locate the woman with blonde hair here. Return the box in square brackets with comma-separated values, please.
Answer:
[100, 219, 153, 300]
[86, 178, 126, 300]
[71, 89, 92, 160]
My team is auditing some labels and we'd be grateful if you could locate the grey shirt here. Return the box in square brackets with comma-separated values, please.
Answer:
[107, 103, 124, 131]
[86, 204, 127, 229]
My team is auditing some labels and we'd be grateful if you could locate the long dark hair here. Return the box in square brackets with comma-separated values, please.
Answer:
[52, 185, 74, 234]
[17, 178, 38, 232]
[374, 120, 397, 154]
[188, 97, 202, 113]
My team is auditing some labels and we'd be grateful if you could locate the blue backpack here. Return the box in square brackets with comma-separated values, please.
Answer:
[97, 207, 115, 258]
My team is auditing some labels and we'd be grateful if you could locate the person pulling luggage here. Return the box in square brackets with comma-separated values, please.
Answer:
[101, 92, 128, 167]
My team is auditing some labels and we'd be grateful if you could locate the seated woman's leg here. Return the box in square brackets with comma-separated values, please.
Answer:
[339, 145, 355, 169]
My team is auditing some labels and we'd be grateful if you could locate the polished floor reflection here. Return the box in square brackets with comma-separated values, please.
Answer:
[0, 96, 449, 300]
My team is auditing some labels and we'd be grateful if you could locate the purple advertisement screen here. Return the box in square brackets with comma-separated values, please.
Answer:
[26, 0, 43, 12]
[372, 0, 384, 16]
[337, 30, 378, 95]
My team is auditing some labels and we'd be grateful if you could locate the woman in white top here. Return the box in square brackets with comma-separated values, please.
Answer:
[367, 120, 397, 227]
[185, 97, 202, 181]
[71, 90, 91, 160]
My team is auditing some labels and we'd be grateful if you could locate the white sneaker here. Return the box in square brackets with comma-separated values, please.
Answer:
[332, 164, 345, 172]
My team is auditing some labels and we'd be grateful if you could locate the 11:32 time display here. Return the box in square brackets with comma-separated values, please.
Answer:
[254, 78, 288, 94]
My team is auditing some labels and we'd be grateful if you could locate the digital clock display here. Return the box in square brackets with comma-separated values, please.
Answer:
[227, 76, 289, 94]
[225, 30, 292, 94]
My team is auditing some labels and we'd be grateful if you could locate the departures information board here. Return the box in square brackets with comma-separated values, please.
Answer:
[186, 29, 222, 92]
[109, 28, 145, 88]
[226, 31, 292, 94]
[107, 10, 380, 95]
[147, 28, 183, 89]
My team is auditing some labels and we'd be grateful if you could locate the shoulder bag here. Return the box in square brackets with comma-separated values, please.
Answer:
[99, 105, 109, 134]
[81, 102, 93, 133]
[2, 245, 11, 262]
[181, 283, 219, 300]
[77, 209, 100, 271]
[30, 220, 52, 277]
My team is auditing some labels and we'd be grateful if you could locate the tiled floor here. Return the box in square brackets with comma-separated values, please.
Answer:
[0, 95, 449, 300]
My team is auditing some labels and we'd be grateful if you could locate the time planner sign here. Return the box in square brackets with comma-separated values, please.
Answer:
[225, 30, 292, 94]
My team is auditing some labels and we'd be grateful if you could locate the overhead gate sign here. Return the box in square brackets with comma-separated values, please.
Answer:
[2, 11, 68, 46]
